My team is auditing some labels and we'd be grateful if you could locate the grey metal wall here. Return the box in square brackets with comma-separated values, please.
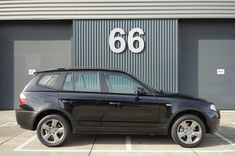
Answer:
[179, 20, 235, 109]
[73, 19, 178, 92]
[0, 21, 72, 109]
[199, 40, 235, 109]
[1, 0, 235, 20]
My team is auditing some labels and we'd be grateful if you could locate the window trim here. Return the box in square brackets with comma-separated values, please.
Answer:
[99, 71, 108, 93]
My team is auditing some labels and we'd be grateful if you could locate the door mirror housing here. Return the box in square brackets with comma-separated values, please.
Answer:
[136, 87, 146, 96]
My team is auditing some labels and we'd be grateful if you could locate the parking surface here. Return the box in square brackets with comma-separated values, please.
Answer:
[0, 111, 235, 156]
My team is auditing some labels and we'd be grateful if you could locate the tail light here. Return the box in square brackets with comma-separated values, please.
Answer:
[19, 92, 26, 105]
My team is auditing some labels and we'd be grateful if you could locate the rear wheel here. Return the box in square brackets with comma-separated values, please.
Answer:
[36, 114, 71, 147]
[171, 115, 206, 148]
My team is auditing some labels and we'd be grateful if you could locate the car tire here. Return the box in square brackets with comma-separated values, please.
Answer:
[36, 114, 71, 147]
[171, 114, 206, 148]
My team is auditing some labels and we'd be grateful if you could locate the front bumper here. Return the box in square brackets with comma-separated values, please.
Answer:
[207, 110, 220, 133]
[15, 109, 37, 131]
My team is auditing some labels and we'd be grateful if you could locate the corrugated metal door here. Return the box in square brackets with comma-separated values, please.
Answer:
[73, 19, 178, 92]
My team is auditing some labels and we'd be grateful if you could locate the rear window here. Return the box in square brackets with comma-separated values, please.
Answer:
[38, 73, 60, 88]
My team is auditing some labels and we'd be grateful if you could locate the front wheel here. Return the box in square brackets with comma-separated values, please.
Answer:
[171, 115, 206, 148]
[36, 114, 71, 147]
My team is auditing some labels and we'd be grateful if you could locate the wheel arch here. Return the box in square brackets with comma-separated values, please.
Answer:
[33, 108, 76, 133]
[168, 110, 210, 134]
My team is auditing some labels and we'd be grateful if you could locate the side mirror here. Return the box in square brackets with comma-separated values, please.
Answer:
[136, 87, 146, 96]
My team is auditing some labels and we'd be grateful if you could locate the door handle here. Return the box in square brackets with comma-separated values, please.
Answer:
[109, 102, 121, 105]
[61, 100, 74, 103]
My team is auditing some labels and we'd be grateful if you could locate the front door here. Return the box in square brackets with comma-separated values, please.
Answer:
[101, 71, 160, 129]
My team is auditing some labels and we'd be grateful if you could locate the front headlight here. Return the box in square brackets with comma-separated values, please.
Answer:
[210, 104, 217, 111]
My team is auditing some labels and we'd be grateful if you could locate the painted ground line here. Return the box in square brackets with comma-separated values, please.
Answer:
[215, 132, 235, 146]
[220, 110, 235, 113]
[0, 122, 17, 128]
[14, 149, 235, 153]
[191, 150, 235, 153]
[126, 136, 132, 151]
[14, 135, 37, 151]
[14, 149, 192, 153]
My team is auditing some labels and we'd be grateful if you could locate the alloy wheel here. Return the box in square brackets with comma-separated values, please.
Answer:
[177, 120, 202, 145]
[40, 119, 65, 144]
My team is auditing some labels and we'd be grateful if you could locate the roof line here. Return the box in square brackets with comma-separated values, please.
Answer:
[35, 66, 124, 73]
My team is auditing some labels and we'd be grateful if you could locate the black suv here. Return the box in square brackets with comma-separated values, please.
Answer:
[16, 68, 220, 147]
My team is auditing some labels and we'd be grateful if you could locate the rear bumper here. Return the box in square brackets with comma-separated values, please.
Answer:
[207, 110, 220, 133]
[15, 109, 37, 130]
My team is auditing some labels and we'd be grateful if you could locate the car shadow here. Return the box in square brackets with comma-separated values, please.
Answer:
[62, 134, 175, 148]
[60, 125, 235, 148]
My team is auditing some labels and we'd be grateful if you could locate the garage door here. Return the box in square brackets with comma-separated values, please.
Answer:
[0, 21, 71, 109]
[179, 20, 235, 109]
[199, 40, 235, 109]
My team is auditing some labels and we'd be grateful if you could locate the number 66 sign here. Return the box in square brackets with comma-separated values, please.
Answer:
[109, 28, 145, 54]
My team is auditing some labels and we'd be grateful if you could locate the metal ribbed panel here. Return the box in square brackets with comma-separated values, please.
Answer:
[1, 0, 235, 19]
[73, 19, 178, 92]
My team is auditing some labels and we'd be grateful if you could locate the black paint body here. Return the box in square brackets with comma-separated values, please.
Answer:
[15, 68, 220, 135]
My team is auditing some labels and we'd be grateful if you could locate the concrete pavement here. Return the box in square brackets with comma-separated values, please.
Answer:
[0, 110, 235, 156]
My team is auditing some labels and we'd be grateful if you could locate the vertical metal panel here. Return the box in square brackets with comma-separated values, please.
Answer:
[73, 19, 178, 92]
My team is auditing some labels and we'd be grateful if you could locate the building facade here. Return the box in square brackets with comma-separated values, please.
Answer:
[1, 0, 235, 109]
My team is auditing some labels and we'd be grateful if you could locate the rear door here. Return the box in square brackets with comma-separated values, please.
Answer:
[58, 71, 107, 127]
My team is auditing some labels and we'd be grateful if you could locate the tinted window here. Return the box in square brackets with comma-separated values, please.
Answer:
[62, 73, 73, 91]
[104, 72, 140, 94]
[38, 74, 60, 88]
[74, 72, 100, 92]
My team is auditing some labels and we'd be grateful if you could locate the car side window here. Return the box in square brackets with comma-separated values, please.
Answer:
[62, 73, 73, 91]
[74, 71, 100, 92]
[104, 72, 140, 94]
[38, 73, 60, 88]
